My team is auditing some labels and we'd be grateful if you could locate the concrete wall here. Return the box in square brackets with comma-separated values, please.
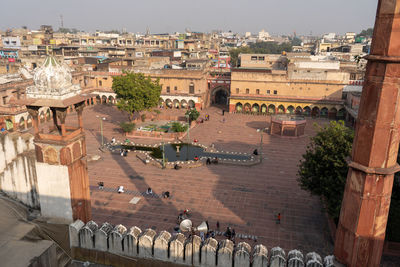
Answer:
[35, 162, 73, 223]
[70, 220, 334, 267]
[0, 132, 40, 208]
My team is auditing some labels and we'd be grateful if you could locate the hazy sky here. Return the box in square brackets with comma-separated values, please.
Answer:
[1, 0, 378, 35]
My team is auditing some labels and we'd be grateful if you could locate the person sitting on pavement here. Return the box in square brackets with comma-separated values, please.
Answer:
[98, 182, 104, 189]
[253, 149, 258, 155]
[111, 137, 116, 144]
[174, 164, 182, 170]
[146, 187, 153, 195]
[118, 186, 124, 193]
[194, 156, 199, 161]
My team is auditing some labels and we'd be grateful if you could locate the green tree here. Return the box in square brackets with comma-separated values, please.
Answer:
[298, 121, 354, 221]
[289, 36, 302, 46]
[298, 120, 400, 241]
[120, 122, 135, 133]
[185, 108, 200, 125]
[229, 42, 293, 67]
[112, 72, 161, 121]
[171, 122, 188, 133]
[229, 46, 252, 67]
[250, 41, 292, 54]
[356, 28, 374, 38]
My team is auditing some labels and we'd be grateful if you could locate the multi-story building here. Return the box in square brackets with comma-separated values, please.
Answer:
[228, 53, 354, 119]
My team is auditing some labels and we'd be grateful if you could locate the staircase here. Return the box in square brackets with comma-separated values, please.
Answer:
[56, 246, 71, 267]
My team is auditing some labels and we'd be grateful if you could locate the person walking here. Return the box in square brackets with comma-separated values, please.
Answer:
[216, 221, 220, 231]
[222, 109, 225, 116]
[277, 213, 281, 224]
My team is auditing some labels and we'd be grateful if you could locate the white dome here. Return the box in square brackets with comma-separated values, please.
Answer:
[26, 56, 81, 100]
[33, 56, 72, 89]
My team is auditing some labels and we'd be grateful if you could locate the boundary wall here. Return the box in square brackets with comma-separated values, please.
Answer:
[70, 220, 336, 267]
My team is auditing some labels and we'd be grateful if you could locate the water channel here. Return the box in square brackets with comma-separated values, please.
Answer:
[112, 143, 251, 162]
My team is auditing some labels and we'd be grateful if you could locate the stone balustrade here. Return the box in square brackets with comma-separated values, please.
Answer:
[70, 220, 336, 267]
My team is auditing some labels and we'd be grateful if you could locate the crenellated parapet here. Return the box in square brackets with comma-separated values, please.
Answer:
[70, 220, 336, 267]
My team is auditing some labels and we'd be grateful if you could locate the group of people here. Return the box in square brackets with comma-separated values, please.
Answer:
[206, 157, 219, 165]
[224, 226, 236, 242]
[120, 149, 128, 157]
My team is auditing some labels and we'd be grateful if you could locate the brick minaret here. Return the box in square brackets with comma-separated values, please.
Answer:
[334, 1, 400, 266]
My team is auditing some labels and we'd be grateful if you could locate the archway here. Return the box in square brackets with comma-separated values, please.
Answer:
[277, 105, 285, 114]
[261, 104, 267, 114]
[295, 106, 303, 115]
[96, 95, 101, 104]
[303, 106, 311, 116]
[188, 100, 195, 108]
[312, 107, 320, 117]
[159, 98, 164, 107]
[5, 119, 13, 132]
[27, 115, 32, 128]
[181, 100, 188, 109]
[165, 99, 172, 108]
[39, 111, 45, 123]
[101, 95, 107, 104]
[329, 108, 337, 119]
[337, 108, 346, 119]
[173, 99, 180, 108]
[19, 117, 25, 131]
[235, 103, 243, 112]
[268, 104, 276, 114]
[287, 106, 295, 114]
[212, 87, 230, 105]
[252, 103, 260, 113]
[244, 103, 251, 112]
[46, 109, 51, 121]
[108, 96, 115, 104]
[321, 107, 328, 118]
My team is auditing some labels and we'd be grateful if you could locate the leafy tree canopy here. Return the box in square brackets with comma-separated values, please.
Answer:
[298, 121, 354, 221]
[297, 120, 400, 242]
[185, 108, 200, 124]
[171, 122, 188, 133]
[112, 72, 161, 120]
[120, 122, 135, 133]
[356, 28, 373, 38]
[289, 36, 302, 46]
[229, 41, 293, 67]
[57, 27, 79, 34]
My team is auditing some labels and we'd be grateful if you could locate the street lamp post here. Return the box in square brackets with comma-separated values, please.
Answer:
[96, 116, 106, 147]
[161, 134, 166, 168]
[185, 114, 190, 160]
[257, 128, 264, 163]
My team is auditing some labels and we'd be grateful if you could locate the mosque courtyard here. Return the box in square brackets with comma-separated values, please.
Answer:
[78, 104, 333, 255]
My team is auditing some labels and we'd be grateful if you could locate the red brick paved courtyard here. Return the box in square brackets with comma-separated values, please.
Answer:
[76, 104, 333, 255]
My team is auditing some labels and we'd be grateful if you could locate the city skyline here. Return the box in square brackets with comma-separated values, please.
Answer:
[2, 0, 377, 35]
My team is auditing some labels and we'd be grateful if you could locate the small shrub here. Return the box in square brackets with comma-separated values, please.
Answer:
[120, 122, 135, 133]
[171, 122, 188, 132]
[141, 114, 146, 122]
[154, 109, 161, 115]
